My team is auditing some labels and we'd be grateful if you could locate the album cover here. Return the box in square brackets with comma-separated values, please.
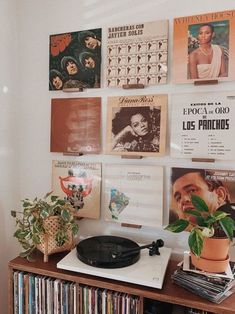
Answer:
[50, 97, 101, 154]
[170, 91, 235, 160]
[104, 164, 163, 227]
[169, 167, 235, 224]
[49, 28, 101, 90]
[173, 10, 235, 83]
[106, 94, 167, 157]
[52, 160, 101, 219]
[106, 20, 168, 87]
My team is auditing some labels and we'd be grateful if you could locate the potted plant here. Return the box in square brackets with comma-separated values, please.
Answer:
[11, 192, 79, 262]
[165, 194, 235, 272]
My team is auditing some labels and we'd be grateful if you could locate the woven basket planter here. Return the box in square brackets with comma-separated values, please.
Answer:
[37, 216, 74, 262]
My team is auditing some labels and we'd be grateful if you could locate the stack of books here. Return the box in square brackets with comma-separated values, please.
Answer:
[172, 252, 235, 304]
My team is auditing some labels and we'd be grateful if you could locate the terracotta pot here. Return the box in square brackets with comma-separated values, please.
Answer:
[200, 237, 230, 261]
[191, 237, 230, 273]
[191, 253, 229, 273]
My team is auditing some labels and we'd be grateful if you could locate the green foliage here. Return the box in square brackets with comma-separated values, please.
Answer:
[165, 219, 189, 233]
[165, 194, 235, 257]
[188, 229, 203, 257]
[11, 192, 79, 261]
[191, 195, 209, 212]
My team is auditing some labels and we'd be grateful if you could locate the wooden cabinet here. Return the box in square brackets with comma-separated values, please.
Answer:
[8, 252, 235, 314]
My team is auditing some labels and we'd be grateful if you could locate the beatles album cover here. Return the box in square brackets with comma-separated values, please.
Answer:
[169, 167, 235, 225]
[106, 20, 168, 87]
[170, 91, 235, 160]
[49, 28, 101, 90]
[104, 164, 164, 227]
[52, 160, 101, 219]
[106, 94, 167, 157]
[173, 10, 235, 83]
[50, 97, 101, 154]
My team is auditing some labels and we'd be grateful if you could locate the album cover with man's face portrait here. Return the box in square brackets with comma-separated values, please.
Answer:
[169, 167, 235, 225]
[49, 28, 101, 90]
[106, 20, 168, 87]
[52, 160, 101, 219]
[50, 97, 101, 155]
[173, 9, 235, 83]
[106, 94, 167, 157]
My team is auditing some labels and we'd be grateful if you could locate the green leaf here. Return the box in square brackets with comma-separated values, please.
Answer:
[196, 216, 208, 227]
[30, 216, 36, 224]
[40, 208, 50, 219]
[212, 211, 229, 221]
[32, 224, 39, 234]
[51, 195, 59, 202]
[165, 219, 189, 233]
[22, 242, 31, 250]
[219, 217, 234, 241]
[57, 199, 66, 206]
[61, 209, 71, 223]
[19, 247, 34, 258]
[191, 195, 209, 212]
[184, 210, 201, 216]
[188, 229, 203, 257]
[26, 255, 36, 262]
[32, 234, 41, 244]
[22, 201, 32, 208]
[14, 230, 29, 239]
[55, 230, 67, 246]
[204, 216, 216, 225]
[71, 223, 79, 235]
[11, 210, 17, 217]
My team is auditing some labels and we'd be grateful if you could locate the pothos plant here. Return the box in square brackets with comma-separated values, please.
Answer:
[165, 194, 235, 257]
[11, 192, 79, 261]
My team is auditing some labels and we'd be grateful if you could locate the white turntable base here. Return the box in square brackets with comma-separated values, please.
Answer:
[57, 247, 172, 289]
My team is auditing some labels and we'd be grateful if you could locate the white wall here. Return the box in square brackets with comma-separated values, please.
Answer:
[0, 0, 20, 311]
[2, 0, 235, 311]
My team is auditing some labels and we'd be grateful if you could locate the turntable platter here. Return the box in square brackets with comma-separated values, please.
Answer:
[76, 235, 140, 268]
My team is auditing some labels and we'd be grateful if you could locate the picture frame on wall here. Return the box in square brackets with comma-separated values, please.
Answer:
[52, 160, 101, 219]
[169, 167, 235, 225]
[104, 163, 164, 227]
[173, 9, 235, 83]
[106, 20, 168, 87]
[170, 91, 235, 160]
[49, 28, 101, 90]
[106, 94, 167, 157]
[50, 97, 101, 154]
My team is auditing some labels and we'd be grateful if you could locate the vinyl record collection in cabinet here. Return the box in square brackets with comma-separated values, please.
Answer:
[8, 253, 235, 314]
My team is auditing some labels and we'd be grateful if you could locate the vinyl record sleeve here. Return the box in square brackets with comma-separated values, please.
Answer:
[106, 94, 167, 157]
[50, 97, 101, 154]
[104, 163, 163, 227]
[169, 167, 235, 225]
[49, 28, 101, 90]
[170, 91, 235, 160]
[173, 10, 235, 83]
[106, 20, 168, 87]
[52, 160, 101, 219]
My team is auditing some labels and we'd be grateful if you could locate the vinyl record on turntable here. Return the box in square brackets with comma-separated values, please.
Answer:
[76, 235, 140, 268]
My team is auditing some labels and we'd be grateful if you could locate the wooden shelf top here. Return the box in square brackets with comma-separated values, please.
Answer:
[9, 252, 235, 314]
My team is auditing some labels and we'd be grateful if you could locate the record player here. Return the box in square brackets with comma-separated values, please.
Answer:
[76, 235, 165, 268]
[57, 235, 172, 289]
